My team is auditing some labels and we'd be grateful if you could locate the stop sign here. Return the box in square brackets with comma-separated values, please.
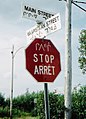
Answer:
[25, 38, 61, 82]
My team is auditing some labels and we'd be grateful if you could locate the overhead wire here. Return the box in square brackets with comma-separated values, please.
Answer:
[73, 1, 86, 4]
[59, 0, 86, 12]
[72, 0, 86, 12]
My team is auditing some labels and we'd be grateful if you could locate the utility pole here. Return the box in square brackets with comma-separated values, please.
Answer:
[10, 45, 14, 119]
[10, 45, 24, 119]
[64, 0, 72, 119]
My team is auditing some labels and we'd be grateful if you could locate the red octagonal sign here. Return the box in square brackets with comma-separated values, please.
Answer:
[25, 38, 61, 82]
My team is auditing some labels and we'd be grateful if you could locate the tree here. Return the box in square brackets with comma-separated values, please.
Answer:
[37, 91, 45, 119]
[49, 92, 64, 119]
[78, 29, 86, 74]
[0, 93, 5, 107]
[72, 85, 86, 119]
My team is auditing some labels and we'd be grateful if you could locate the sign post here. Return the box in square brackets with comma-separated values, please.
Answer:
[25, 38, 61, 119]
[23, 4, 61, 118]
[44, 83, 50, 119]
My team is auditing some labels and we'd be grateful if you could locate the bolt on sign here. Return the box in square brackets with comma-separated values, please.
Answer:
[25, 38, 61, 82]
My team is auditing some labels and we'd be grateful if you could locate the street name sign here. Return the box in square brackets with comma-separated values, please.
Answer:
[22, 4, 54, 22]
[26, 13, 61, 40]
[25, 38, 61, 82]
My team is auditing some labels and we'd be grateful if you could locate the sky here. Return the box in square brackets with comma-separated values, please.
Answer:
[0, 0, 86, 98]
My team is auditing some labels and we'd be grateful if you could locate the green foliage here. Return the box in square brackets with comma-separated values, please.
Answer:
[0, 86, 86, 118]
[49, 92, 64, 119]
[36, 91, 45, 119]
[0, 93, 5, 107]
[13, 92, 35, 113]
[36, 91, 64, 119]
[78, 29, 86, 74]
[49, 92, 58, 118]
[72, 85, 86, 119]
[0, 106, 9, 117]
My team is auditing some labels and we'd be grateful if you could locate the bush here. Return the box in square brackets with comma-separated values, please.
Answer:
[0, 107, 9, 117]
[72, 85, 86, 119]
[0, 86, 86, 118]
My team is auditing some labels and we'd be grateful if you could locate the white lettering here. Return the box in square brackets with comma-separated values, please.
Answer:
[47, 42, 51, 51]
[51, 66, 55, 75]
[35, 42, 51, 52]
[45, 55, 49, 63]
[34, 65, 39, 74]
[39, 65, 44, 74]
[34, 65, 55, 75]
[47, 65, 52, 75]
[50, 55, 54, 63]
[44, 66, 48, 74]
[39, 54, 43, 62]
[39, 44, 45, 51]
[33, 54, 54, 63]
[33, 54, 38, 62]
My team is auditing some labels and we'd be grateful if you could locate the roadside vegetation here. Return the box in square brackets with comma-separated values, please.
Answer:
[0, 85, 86, 119]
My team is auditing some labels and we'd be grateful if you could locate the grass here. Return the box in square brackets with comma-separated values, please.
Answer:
[15, 117, 38, 119]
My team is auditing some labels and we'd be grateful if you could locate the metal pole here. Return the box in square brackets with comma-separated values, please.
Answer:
[10, 45, 14, 119]
[64, 0, 72, 119]
[44, 83, 50, 119]
[10, 45, 24, 119]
